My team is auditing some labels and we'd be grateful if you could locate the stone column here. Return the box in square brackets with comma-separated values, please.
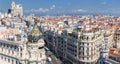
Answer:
[13, 59, 16, 64]
[9, 58, 12, 64]
[0, 47, 1, 52]
[18, 46, 21, 58]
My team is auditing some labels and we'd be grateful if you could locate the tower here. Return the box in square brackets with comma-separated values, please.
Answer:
[23, 20, 47, 64]
[10, 0, 23, 17]
[11, 0, 15, 10]
[28, 21, 42, 43]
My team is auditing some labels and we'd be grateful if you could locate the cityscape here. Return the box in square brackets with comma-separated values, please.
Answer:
[0, 0, 120, 64]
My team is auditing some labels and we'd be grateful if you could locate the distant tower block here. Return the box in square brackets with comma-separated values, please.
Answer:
[9, 0, 23, 17]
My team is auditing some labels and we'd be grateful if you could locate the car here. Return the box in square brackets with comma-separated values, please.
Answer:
[45, 47, 51, 52]
[47, 57, 52, 62]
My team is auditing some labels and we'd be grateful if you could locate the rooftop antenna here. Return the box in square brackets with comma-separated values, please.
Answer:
[12, 0, 15, 3]
[11, 0, 15, 4]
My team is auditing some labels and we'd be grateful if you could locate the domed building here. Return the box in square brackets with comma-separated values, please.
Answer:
[28, 21, 42, 43]
[0, 20, 47, 64]
[0, 1, 46, 64]
[25, 20, 47, 64]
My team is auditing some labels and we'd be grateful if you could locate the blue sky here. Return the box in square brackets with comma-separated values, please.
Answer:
[0, 0, 120, 15]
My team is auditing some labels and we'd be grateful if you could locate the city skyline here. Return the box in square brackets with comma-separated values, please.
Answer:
[0, 1, 120, 64]
[1, 0, 120, 15]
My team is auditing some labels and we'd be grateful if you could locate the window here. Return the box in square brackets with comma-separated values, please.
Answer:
[75, 54, 77, 57]
[16, 61, 18, 64]
[1, 56, 3, 59]
[12, 51, 14, 55]
[83, 57, 84, 60]
[83, 43, 84, 45]
[40, 53, 42, 58]
[83, 52, 84, 55]
[87, 57, 89, 60]
[87, 48, 89, 51]
[5, 57, 6, 61]
[12, 60, 14, 64]
[8, 58, 10, 62]
[8, 50, 10, 53]
[91, 56, 93, 59]
[2, 48, 3, 51]
[75, 50, 77, 52]
[79, 52, 81, 55]
[83, 47, 84, 50]
[87, 52, 89, 56]
[20, 53, 22, 57]
[87, 43, 89, 46]
[91, 43, 93, 45]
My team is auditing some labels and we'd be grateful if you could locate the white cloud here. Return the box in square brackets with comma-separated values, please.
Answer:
[28, 5, 56, 13]
[39, 8, 49, 12]
[101, 1, 107, 5]
[76, 9, 87, 12]
[50, 5, 56, 10]
[30, 8, 49, 13]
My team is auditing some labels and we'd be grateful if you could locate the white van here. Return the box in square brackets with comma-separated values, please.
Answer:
[47, 57, 52, 62]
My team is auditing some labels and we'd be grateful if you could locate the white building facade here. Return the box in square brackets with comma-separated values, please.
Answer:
[43, 20, 105, 64]
[10, 1, 23, 17]
[0, 20, 47, 64]
[0, 39, 46, 64]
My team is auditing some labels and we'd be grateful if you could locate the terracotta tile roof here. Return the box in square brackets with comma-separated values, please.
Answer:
[109, 48, 120, 57]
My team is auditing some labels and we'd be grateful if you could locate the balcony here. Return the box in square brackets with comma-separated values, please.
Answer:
[78, 32, 102, 42]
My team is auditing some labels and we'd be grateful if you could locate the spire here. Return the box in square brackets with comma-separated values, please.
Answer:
[11, 0, 15, 9]
[12, 0, 15, 4]
[28, 19, 42, 43]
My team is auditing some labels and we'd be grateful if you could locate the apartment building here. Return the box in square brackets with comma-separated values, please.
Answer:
[43, 19, 105, 64]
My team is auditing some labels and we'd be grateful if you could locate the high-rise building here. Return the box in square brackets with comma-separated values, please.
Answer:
[8, 1, 23, 17]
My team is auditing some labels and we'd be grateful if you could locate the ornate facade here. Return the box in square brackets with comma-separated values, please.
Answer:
[114, 28, 120, 48]
[0, 21, 47, 64]
[44, 28, 104, 64]
[10, 1, 23, 17]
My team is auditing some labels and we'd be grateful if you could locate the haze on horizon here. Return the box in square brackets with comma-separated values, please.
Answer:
[0, 0, 120, 16]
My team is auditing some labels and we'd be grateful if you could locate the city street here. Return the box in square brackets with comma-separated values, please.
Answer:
[45, 47, 63, 64]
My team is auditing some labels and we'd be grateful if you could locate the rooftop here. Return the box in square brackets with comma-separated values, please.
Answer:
[109, 48, 120, 57]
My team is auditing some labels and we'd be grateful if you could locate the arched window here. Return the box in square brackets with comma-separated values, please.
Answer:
[40, 53, 42, 58]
